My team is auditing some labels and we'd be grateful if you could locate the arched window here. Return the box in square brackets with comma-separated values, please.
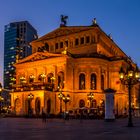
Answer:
[38, 73, 46, 82]
[79, 99, 85, 108]
[44, 43, 49, 52]
[90, 73, 96, 90]
[35, 98, 41, 115]
[79, 73, 85, 90]
[101, 75, 104, 90]
[14, 98, 21, 115]
[58, 71, 64, 89]
[19, 76, 26, 84]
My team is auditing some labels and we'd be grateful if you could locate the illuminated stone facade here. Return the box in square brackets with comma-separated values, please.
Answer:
[10, 22, 139, 116]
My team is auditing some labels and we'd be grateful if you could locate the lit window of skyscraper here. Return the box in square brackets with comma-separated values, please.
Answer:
[4, 21, 38, 89]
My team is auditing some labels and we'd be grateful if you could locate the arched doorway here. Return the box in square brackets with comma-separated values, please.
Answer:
[35, 98, 41, 116]
[47, 99, 51, 114]
[79, 99, 85, 108]
[91, 99, 97, 108]
[25, 99, 29, 115]
[15, 98, 21, 115]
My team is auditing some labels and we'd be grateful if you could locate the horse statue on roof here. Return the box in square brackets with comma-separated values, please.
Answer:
[60, 15, 68, 26]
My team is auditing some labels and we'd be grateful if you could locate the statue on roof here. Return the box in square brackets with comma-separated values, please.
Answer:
[60, 15, 68, 27]
[92, 18, 98, 26]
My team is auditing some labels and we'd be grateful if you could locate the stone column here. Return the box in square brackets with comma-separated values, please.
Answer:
[104, 88, 116, 121]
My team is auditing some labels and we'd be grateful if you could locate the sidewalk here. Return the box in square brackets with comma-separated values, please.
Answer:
[0, 117, 140, 140]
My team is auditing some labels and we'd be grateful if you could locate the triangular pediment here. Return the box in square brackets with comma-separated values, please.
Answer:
[16, 52, 64, 64]
[32, 26, 94, 42]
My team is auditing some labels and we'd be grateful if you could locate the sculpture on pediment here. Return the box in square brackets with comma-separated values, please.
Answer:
[60, 15, 68, 27]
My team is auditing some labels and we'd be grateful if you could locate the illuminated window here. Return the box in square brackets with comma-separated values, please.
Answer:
[29, 75, 35, 83]
[10, 47, 14, 50]
[38, 74, 46, 82]
[20, 76, 26, 84]
[90, 74, 96, 90]
[79, 73, 85, 90]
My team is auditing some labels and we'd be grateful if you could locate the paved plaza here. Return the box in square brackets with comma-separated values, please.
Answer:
[0, 117, 140, 140]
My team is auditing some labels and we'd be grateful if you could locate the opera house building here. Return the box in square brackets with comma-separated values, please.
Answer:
[10, 19, 139, 117]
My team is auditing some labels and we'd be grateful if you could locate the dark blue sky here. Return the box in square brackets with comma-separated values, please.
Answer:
[0, 0, 140, 84]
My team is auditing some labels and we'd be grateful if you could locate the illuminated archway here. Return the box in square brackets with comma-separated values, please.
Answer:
[14, 98, 21, 115]
[35, 97, 41, 115]
[47, 99, 51, 114]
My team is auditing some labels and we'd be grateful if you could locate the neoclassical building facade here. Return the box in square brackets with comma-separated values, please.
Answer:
[10, 20, 139, 116]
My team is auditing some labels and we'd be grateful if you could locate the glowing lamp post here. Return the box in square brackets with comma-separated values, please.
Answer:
[27, 93, 34, 116]
[119, 65, 140, 127]
[62, 94, 70, 112]
[40, 73, 46, 83]
[58, 87, 64, 114]
[50, 76, 56, 90]
[87, 92, 94, 108]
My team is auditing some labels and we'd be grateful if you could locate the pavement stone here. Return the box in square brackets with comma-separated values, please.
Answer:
[0, 117, 140, 140]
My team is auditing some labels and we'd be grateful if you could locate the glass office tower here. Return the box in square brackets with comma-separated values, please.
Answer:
[4, 21, 38, 89]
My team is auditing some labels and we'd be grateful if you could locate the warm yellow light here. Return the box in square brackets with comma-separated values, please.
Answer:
[67, 95, 70, 100]
[29, 75, 35, 79]
[41, 73, 46, 78]
[58, 93, 63, 99]
[135, 72, 140, 79]
[128, 70, 133, 78]
[51, 76, 56, 80]
[0, 96, 4, 101]
[119, 72, 124, 79]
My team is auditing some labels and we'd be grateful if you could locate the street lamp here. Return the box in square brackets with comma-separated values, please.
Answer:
[62, 94, 70, 112]
[119, 64, 140, 127]
[27, 93, 34, 116]
[40, 73, 46, 83]
[87, 92, 94, 108]
[58, 87, 64, 114]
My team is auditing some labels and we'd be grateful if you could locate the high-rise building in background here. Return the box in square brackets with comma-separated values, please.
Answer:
[4, 21, 38, 89]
